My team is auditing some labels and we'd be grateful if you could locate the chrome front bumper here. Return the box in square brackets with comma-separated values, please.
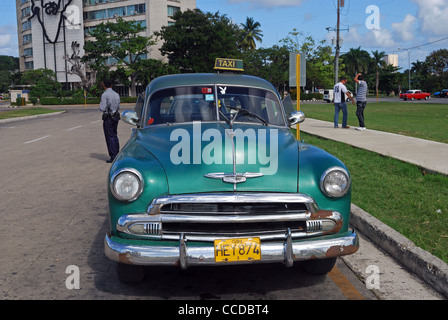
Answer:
[104, 228, 359, 269]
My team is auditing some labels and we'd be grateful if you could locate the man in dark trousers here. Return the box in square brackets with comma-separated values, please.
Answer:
[99, 79, 120, 163]
[354, 73, 368, 131]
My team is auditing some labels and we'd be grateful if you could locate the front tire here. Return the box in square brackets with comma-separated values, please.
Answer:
[116, 263, 145, 283]
[300, 258, 337, 275]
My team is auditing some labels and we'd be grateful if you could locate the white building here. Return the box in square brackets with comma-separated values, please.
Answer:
[383, 54, 398, 68]
[16, 0, 196, 92]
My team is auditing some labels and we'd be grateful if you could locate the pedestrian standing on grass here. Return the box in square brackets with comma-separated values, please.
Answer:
[99, 79, 121, 163]
[333, 76, 355, 128]
[354, 73, 368, 131]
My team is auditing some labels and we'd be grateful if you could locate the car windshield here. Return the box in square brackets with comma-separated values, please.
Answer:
[217, 86, 285, 126]
[144, 85, 285, 126]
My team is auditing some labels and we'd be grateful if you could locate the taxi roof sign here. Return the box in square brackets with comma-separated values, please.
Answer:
[214, 58, 244, 72]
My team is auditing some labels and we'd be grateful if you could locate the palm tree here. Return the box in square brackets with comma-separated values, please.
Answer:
[342, 47, 370, 92]
[371, 50, 386, 99]
[239, 17, 263, 51]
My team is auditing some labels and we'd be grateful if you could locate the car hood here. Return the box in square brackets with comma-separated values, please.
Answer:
[134, 122, 299, 194]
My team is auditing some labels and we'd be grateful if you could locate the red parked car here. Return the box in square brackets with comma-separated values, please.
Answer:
[400, 90, 430, 101]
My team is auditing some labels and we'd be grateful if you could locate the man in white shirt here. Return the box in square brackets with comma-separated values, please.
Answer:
[333, 76, 355, 128]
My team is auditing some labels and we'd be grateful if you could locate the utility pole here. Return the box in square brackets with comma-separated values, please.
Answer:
[335, 0, 341, 84]
[327, 1, 348, 83]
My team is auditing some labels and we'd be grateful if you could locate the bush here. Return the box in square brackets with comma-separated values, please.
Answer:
[301, 93, 323, 100]
[121, 96, 138, 103]
[29, 97, 38, 105]
[39, 96, 101, 105]
[40, 97, 62, 105]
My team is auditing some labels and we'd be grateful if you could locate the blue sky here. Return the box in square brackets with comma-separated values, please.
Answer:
[2, 0, 448, 70]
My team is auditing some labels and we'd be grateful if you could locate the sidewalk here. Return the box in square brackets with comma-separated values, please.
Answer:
[299, 118, 448, 176]
[299, 118, 448, 299]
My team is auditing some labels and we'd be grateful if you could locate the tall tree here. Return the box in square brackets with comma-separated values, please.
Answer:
[239, 17, 263, 51]
[425, 49, 448, 90]
[83, 18, 156, 96]
[371, 50, 386, 97]
[156, 9, 240, 73]
[0, 55, 19, 93]
[20, 69, 61, 98]
[63, 41, 96, 91]
[342, 47, 371, 92]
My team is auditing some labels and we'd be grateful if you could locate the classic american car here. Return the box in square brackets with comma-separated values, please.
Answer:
[434, 89, 448, 98]
[399, 89, 430, 100]
[104, 59, 359, 282]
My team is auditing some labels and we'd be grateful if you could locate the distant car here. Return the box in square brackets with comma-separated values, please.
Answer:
[323, 89, 334, 102]
[399, 90, 430, 101]
[434, 89, 448, 98]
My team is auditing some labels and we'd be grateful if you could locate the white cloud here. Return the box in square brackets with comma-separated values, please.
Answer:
[340, 25, 396, 50]
[0, 34, 12, 48]
[0, 25, 18, 56]
[411, 0, 448, 36]
[392, 14, 417, 42]
[228, 0, 305, 7]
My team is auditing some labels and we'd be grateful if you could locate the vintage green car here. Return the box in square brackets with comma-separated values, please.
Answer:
[104, 60, 359, 282]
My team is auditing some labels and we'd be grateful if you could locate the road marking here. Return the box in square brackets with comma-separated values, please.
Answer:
[328, 265, 365, 300]
[67, 125, 83, 131]
[24, 135, 51, 144]
[91, 120, 101, 124]
[0, 126, 16, 129]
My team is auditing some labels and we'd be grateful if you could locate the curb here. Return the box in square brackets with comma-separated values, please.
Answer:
[350, 203, 448, 299]
[0, 111, 66, 124]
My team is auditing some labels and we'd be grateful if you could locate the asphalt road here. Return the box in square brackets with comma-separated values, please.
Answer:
[0, 107, 443, 303]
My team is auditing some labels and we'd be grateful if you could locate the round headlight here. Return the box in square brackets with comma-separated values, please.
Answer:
[111, 169, 143, 201]
[320, 167, 351, 198]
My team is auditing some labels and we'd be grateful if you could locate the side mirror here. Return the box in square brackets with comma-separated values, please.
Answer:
[121, 110, 140, 126]
[288, 111, 305, 126]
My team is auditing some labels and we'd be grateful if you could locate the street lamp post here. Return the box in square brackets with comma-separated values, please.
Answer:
[398, 48, 411, 90]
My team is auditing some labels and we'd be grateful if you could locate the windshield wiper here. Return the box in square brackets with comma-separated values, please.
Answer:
[237, 108, 268, 126]
[225, 106, 268, 127]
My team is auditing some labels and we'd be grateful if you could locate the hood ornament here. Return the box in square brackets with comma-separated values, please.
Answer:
[205, 172, 263, 184]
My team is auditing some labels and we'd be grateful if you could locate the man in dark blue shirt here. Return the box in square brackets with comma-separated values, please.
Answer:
[99, 79, 120, 163]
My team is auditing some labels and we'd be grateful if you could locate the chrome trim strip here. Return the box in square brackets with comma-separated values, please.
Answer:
[147, 193, 318, 215]
[284, 228, 293, 267]
[179, 233, 188, 270]
[121, 212, 310, 225]
[204, 172, 264, 184]
[104, 229, 359, 268]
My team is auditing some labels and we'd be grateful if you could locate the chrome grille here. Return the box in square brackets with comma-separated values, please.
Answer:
[116, 193, 342, 241]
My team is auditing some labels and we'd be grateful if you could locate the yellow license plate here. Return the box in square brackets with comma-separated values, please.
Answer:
[214, 237, 261, 262]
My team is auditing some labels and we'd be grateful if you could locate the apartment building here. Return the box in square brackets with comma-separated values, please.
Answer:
[16, 0, 196, 91]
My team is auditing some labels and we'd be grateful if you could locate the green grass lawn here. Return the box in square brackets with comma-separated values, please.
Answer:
[300, 101, 448, 143]
[295, 102, 448, 263]
[301, 132, 448, 263]
[0, 108, 62, 120]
